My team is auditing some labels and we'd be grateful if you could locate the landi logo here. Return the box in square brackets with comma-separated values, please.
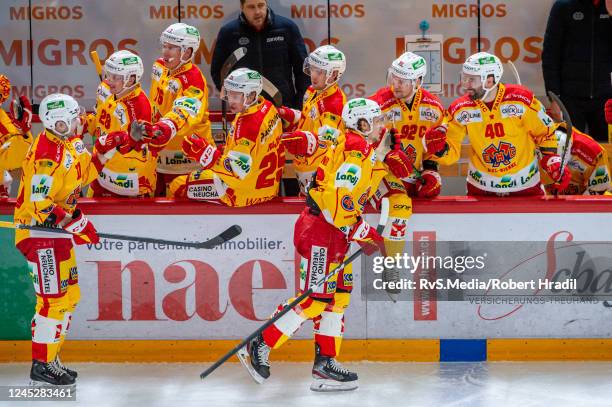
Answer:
[291, 3, 365, 18]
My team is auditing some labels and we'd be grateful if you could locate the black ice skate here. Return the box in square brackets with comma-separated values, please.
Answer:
[30, 360, 76, 387]
[54, 356, 78, 379]
[237, 334, 270, 384]
[310, 346, 358, 392]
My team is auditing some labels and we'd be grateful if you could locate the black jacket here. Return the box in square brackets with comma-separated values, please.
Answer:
[542, 0, 612, 100]
[210, 9, 310, 108]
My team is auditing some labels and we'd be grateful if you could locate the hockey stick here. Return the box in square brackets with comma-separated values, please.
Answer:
[0, 221, 242, 249]
[220, 47, 247, 139]
[261, 76, 282, 108]
[199, 198, 390, 380]
[506, 60, 521, 85]
[547, 91, 573, 196]
[90, 50, 103, 81]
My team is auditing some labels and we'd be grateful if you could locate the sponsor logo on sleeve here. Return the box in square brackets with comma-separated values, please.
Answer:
[335, 163, 361, 190]
[30, 175, 53, 202]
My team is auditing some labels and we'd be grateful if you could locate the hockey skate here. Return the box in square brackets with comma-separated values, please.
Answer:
[29, 360, 76, 387]
[310, 346, 358, 392]
[382, 265, 401, 303]
[237, 334, 270, 384]
[54, 356, 78, 379]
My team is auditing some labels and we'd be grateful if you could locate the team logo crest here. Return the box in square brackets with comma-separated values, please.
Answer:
[482, 141, 516, 167]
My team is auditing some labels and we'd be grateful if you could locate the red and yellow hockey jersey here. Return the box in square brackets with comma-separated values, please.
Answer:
[542, 129, 612, 195]
[369, 86, 444, 184]
[443, 83, 559, 193]
[85, 83, 156, 197]
[0, 107, 33, 186]
[14, 131, 98, 244]
[292, 84, 346, 189]
[309, 130, 387, 229]
[172, 97, 284, 207]
[150, 59, 213, 175]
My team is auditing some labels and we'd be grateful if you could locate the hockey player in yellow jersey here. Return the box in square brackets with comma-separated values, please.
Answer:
[542, 127, 612, 195]
[0, 74, 33, 199]
[169, 68, 284, 207]
[368, 52, 446, 299]
[14, 94, 130, 387]
[81, 50, 156, 198]
[277, 45, 347, 194]
[145, 23, 213, 196]
[430, 52, 570, 196]
[242, 98, 414, 391]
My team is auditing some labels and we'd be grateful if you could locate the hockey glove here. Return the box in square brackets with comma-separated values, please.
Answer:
[282, 131, 318, 156]
[278, 106, 301, 132]
[348, 218, 386, 256]
[605, 99, 612, 125]
[541, 154, 571, 192]
[9, 96, 33, 134]
[62, 209, 99, 245]
[182, 135, 221, 169]
[417, 170, 442, 198]
[141, 119, 175, 150]
[424, 125, 448, 155]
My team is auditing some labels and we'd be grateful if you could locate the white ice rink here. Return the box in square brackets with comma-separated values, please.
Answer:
[1, 361, 612, 406]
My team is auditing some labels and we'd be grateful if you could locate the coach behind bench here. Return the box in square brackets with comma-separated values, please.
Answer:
[211, 0, 310, 109]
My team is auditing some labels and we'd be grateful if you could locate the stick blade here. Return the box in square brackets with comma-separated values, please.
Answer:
[198, 224, 242, 249]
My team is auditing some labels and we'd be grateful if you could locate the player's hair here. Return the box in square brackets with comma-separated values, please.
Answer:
[240, 0, 267, 5]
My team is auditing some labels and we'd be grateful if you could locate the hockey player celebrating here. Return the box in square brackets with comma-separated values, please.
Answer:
[278, 45, 347, 194]
[0, 74, 33, 199]
[168, 68, 284, 207]
[146, 23, 213, 196]
[241, 98, 413, 392]
[80, 50, 155, 197]
[542, 127, 611, 195]
[14, 93, 130, 386]
[430, 52, 569, 196]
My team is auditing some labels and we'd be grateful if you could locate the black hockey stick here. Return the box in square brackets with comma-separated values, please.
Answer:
[0, 221, 242, 249]
[199, 198, 390, 380]
[547, 91, 573, 197]
[220, 47, 248, 139]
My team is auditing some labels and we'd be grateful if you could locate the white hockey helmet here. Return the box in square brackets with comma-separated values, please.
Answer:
[222, 68, 263, 108]
[462, 52, 503, 99]
[303, 45, 346, 85]
[39, 93, 81, 138]
[160, 23, 201, 61]
[389, 52, 427, 82]
[104, 50, 144, 90]
[342, 98, 383, 137]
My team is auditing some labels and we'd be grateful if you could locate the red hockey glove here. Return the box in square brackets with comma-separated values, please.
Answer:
[541, 154, 571, 192]
[9, 96, 33, 134]
[62, 209, 99, 245]
[605, 99, 612, 125]
[424, 125, 447, 155]
[182, 135, 220, 169]
[384, 150, 413, 179]
[278, 106, 301, 131]
[281, 131, 318, 156]
[417, 170, 442, 198]
[348, 218, 386, 256]
[142, 119, 175, 150]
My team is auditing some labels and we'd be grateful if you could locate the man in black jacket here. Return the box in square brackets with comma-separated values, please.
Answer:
[542, 0, 611, 141]
[211, 0, 310, 109]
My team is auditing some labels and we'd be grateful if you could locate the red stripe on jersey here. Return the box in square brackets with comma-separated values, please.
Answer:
[501, 84, 534, 106]
[177, 64, 205, 92]
[420, 89, 444, 110]
[34, 132, 64, 164]
[318, 88, 344, 116]
[447, 95, 476, 117]
[368, 87, 396, 111]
